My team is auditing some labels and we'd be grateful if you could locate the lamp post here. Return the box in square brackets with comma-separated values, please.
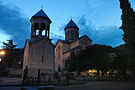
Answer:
[0, 50, 6, 76]
[0, 50, 5, 62]
[0, 50, 5, 55]
[0, 58, 1, 62]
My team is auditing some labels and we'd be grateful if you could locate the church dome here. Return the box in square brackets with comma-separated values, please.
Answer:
[64, 19, 79, 30]
[30, 9, 51, 23]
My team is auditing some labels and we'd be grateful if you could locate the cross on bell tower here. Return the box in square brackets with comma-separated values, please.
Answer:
[30, 9, 52, 40]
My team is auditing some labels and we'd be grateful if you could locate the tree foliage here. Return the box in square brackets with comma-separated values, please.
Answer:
[1, 39, 20, 68]
[65, 44, 115, 75]
[2, 39, 18, 49]
[119, 0, 135, 77]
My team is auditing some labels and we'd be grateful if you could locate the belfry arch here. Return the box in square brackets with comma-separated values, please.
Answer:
[34, 23, 39, 36]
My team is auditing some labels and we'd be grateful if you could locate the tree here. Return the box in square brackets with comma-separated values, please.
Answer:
[0, 60, 8, 76]
[1, 39, 19, 68]
[113, 45, 128, 79]
[3, 39, 18, 49]
[65, 44, 114, 76]
[119, 0, 135, 79]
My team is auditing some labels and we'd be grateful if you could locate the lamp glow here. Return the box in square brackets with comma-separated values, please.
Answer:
[0, 51, 5, 55]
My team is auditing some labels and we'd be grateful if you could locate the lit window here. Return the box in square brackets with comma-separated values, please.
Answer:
[42, 30, 45, 36]
[36, 30, 39, 35]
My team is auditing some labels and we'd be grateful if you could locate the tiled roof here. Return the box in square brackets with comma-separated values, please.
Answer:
[65, 19, 79, 30]
[32, 9, 49, 18]
[30, 9, 51, 23]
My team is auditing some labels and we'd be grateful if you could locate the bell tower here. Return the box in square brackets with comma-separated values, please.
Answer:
[64, 19, 79, 41]
[30, 9, 52, 40]
[23, 9, 55, 80]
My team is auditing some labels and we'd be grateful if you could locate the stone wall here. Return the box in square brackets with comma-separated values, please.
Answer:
[79, 37, 92, 50]
[55, 41, 63, 71]
[70, 40, 79, 49]
[23, 39, 55, 80]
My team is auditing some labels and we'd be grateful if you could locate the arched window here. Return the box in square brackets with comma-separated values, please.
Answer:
[36, 30, 39, 35]
[58, 46, 61, 61]
[71, 31, 74, 39]
[75, 31, 77, 39]
[42, 30, 45, 36]
[34, 23, 39, 36]
[58, 52, 60, 61]
[41, 23, 46, 36]
[68, 31, 70, 39]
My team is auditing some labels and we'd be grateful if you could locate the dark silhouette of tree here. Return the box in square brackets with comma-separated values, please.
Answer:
[119, 0, 135, 79]
[0, 60, 8, 76]
[65, 44, 114, 76]
[1, 39, 19, 68]
[3, 39, 18, 49]
[113, 44, 128, 79]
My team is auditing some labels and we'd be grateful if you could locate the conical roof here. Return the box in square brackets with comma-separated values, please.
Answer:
[30, 9, 51, 23]
[64, 19, 79, 30]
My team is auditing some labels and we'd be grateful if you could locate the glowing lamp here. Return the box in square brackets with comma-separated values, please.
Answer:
[0, 51, 5, 55]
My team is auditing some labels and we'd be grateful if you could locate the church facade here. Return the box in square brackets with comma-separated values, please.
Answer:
[55, 19, 92, 71]
[23, 9, 55, 79]
[23, 9, 92, 78]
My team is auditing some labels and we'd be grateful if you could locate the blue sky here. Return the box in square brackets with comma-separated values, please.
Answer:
[0, 0, 134, 48]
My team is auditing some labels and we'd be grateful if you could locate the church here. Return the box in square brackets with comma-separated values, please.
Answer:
[23, 9, 92, 79]
[23, 9, 55, 79]
[55, 19, 92, 71]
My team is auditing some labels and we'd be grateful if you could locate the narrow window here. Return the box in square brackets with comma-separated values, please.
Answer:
[58, 65, 61, 72]
[42, 56, 43, 62]
[58, 52, 60, 61]
[71, 31, 74, 39]
[42, 30, 45, 36]
[34, 23, 39, 36]
[36, 30, 39, 35]
[68, 31, 70, 39]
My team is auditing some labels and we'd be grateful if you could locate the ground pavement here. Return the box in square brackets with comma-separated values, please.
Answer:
[0, 77, 135, 90]
[55, 81, 135, 90]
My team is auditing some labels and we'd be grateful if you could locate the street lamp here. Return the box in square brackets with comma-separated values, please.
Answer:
[0, 50, 5, 62]
[18, 61, 21, 64]
[0, 50, 5, 55]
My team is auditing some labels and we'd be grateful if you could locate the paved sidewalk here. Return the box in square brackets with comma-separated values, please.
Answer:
[0, 86, 55, 90]
[0, 78, 135, 90]
[0, 77, 22, 86]
[55, 81, 135, 90]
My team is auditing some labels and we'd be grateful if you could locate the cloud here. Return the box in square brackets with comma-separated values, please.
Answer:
[77, 15, 124, 47]
[93, 26, 124, 47]
[0, 1, 30, 48]
[0, 29, 11, 48]
[0, 1, 125, 48]
[77, 15, 95, 38]
[56, 15, 124, 47]
[51, 32, 64, 44]
[0, 1, 66, 48]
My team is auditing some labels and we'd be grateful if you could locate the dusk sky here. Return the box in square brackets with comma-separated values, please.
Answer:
[0, 0, 135, 48]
